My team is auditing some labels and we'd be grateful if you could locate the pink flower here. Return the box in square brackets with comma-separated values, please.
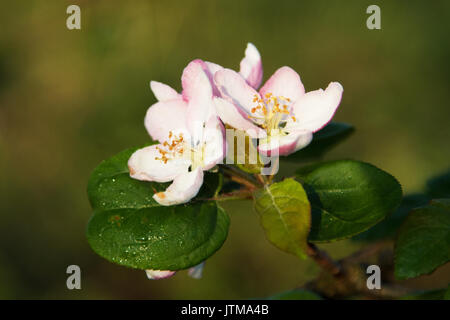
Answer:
[145, 270, 176, 280]
[185, 43, 264, 130]
[128, 43, 266, 206]
[145, 262, 205, 280]
[214, 61, 343, 156]
[128, 59, 225, 206]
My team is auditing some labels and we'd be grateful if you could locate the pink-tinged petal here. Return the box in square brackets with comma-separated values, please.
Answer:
[145, 270, 176, 280]
[214, 97, 266, 139]
[182, 59, 213, 102]
[202, 116, 226, 170]
[182, 59, 216, 134]
[150, 81, 181, 101]
[144, 99, 189, 143]
[128, 145, 190, 183]
[239, 43, 263, 89]
[205, 61, 223, 77]
[214, 68, 260, 115]
[188, 262, 205, 279]
[153, 168, 204, 206]
[292, 82, 343, 132]
[259, 66, 305, 103]
[204, 61, 223, 97]
[258, 130, 313, 157]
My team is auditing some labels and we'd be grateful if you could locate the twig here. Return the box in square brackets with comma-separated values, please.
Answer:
[207, 190, 253, 202]
[254, 174, 266, 186]
[219, 165, 261, 191]
[304, 241, 413, 299]
[267, 156, 279, 184]
[230, 175, 258, 191]
[306, 243, 342, 276]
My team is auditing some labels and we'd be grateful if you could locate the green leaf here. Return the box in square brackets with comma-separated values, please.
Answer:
[86, 146, 228, 270]
[296, 160, 402, 242]
[253, 178, 311, 259]
[354, 194, 429, 242]
[87, 203, 230, 270]
[427, 170, 450, 198]
[267, 289, 322, 300]
[284, 122, 354, 162]
[395, 199, 450, 280]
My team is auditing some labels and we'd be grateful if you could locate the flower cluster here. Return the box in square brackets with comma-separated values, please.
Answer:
[126, 43, 343, 280]
[128, 43, 343, 207]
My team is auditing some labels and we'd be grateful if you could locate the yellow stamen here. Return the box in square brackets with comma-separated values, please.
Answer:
[154, 132, 185, 163]
[250, 92, 297, 133]
[155, 192, 166, 199]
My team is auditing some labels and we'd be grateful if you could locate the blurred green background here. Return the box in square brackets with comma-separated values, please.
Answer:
[0, 0, 449, 299]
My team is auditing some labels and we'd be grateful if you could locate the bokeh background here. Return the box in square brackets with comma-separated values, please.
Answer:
[0, 0, 449, 299]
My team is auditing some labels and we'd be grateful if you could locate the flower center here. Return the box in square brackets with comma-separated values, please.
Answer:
[155, 131, 185, 163]
[155, 131, 206, 169]
[249, 93, 296, 135]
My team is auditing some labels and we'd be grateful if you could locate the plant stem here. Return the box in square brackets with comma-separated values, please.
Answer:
[267, 156, 279, 184]
[208, 190, 253, 202]
[219, 165, 261, 191]
[254, 174, 266, 186]
[306, 243, 342, 276]
[304, 241, 412, 299]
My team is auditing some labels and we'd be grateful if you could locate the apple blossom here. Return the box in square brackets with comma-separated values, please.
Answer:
[213, 65, 343, 156]
[127, 59, 225, 206]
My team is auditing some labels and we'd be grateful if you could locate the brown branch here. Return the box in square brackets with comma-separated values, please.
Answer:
[303, 241, 413, 299]
[219, 165, 261, 191]
[306, 243, 342, 276]
[254, 174, 266, 186]
[230, 175, 258, 191]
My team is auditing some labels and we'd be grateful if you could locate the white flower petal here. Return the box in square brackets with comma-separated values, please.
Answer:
[182, 60, 215, 135]
[128, 145, 190, 183]
[188, 262, 205, 279]
[214, 68, 260, 116]
[291, 82, 343, 132]
[205, 61, 223, 77]
[239, 43, 263, 89]
[153, 168, 204, 206]
[145, 270, 176, 280]
[258, 130, 313, 156]
[214, 97, 266, 139]
[202, 117, 226, 170]
[150, 81, 181, 101]
[144, 99, 189, 143]
[259, 66, 305, 103]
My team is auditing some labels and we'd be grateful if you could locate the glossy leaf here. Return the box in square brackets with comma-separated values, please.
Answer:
[253, 178, 311, 259]
[296, 160, 402, 242]
[395, 199, 450, 280]
[87, 203, 230, 270]
[86, 147, 227, 270]
[354, 194, 429, 242]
